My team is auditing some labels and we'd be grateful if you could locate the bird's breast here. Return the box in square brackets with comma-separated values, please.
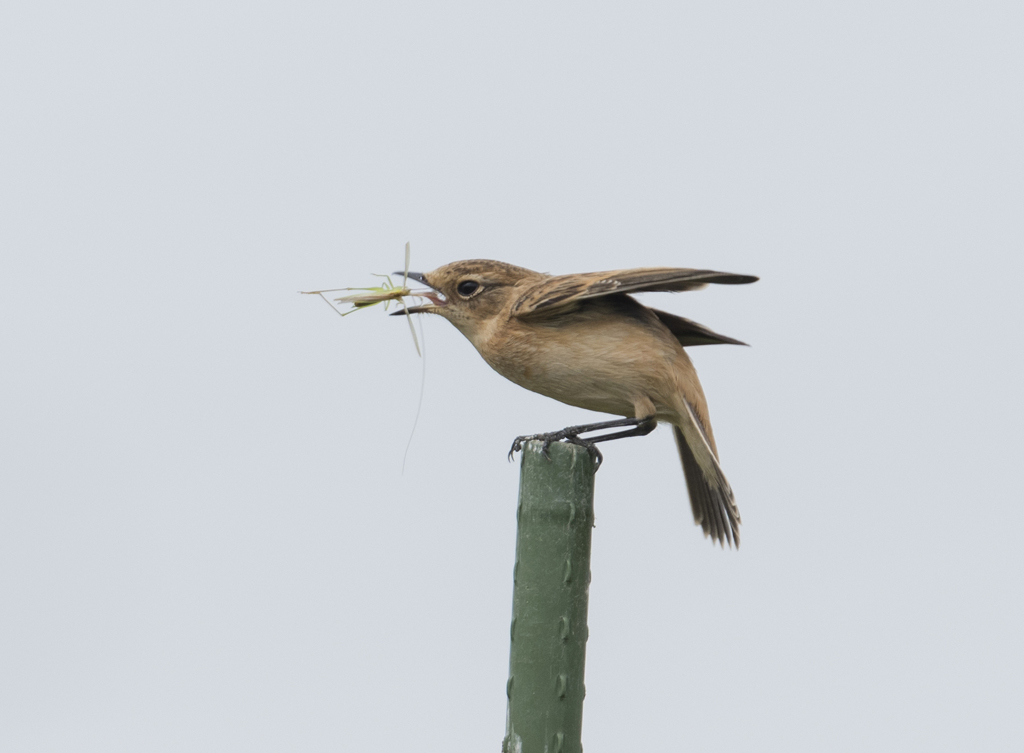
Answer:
[475, 306, 684, 418]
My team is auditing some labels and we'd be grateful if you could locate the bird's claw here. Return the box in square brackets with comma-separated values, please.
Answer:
[564, 435, 603, 469]
[507, 438, 524, 463]
[508, 433, 543, 461]
[507, 430, 603, 470]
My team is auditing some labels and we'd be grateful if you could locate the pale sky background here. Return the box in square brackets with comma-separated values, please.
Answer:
[2, 2, 1022, 751]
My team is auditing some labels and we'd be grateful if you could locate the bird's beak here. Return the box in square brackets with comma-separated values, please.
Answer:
[395, 271, 431, 286]
[390, 271, 448, 315]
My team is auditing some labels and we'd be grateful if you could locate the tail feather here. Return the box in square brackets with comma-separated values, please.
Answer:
[672, 412, 741, 547]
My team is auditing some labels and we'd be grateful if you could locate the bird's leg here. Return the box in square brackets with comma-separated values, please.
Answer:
[508, 416, 658, 470]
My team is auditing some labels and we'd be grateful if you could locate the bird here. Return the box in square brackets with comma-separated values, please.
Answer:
[392, 260, 757, 547]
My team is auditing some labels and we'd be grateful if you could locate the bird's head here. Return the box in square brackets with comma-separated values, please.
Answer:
[392, 259, 542, 343]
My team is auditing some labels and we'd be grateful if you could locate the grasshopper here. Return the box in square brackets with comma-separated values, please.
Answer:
[302, 242, 425, 355]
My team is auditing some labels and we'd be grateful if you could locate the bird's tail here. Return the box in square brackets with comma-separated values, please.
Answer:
[672, 401, 741, 548]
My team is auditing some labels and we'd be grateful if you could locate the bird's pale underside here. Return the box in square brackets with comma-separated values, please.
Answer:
[394, 260, 757, 548]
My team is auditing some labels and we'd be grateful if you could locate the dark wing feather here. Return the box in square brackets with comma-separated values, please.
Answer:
[650, 308, 749, 347]
[512, 267, 758, 318]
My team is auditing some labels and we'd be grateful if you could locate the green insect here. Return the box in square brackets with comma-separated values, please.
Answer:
[302, 242, 425, 355]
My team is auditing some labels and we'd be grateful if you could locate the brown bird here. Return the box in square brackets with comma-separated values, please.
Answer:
[392, 260, 757, 547]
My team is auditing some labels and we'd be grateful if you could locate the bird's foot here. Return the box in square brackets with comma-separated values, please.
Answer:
[562, 434, 604, 469]
[507, 429, 604, 469]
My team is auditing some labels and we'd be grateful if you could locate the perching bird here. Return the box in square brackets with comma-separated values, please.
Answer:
[392, 260, 757, 547]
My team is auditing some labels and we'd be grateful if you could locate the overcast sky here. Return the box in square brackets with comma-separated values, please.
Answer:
[2, 2, 1022, 751]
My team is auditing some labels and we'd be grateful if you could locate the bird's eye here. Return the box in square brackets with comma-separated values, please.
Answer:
[457, 280, 480, 297]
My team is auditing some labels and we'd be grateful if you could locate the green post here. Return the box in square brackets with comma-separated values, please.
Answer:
[502, 440, 596, 753]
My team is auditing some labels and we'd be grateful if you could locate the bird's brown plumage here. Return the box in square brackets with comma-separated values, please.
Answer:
[400, 260, 756, 547]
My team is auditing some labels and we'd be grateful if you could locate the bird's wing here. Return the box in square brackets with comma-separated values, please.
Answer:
[511, 267, 758, 318]
[650, 308, 748, 347]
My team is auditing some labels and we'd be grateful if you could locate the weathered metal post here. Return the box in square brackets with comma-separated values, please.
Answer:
[502, 440, 596, 753]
